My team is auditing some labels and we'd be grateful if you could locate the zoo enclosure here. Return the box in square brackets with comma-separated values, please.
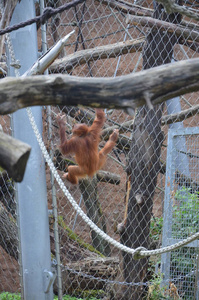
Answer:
[0, 0, 199, 299]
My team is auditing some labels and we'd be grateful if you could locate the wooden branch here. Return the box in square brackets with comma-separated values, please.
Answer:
[59, 257, 119, 294]
[96, 170, 120, 185]
[179, 38, 199, 53]
[97, 0, 153, 17]
[155, 0, 199, 21]
[99, 0, 199, 52]
[101, 120, 133, 138]
[162, 104, 199, 125]
[49, 38, 144, 73]
[0, 132, 31, 182]
[126, 15, 199, 43]
[61, 106, 95, 124]
[1, 58, 199, 114]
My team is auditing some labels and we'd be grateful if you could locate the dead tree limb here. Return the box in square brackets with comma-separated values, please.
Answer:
[96, 170, 120, 185]
[155, 0, 199, 21]
[1, 57, 199, 114]
[0, 131, 31, 182]
[101, 120, 134, 138]
[99, 0, 197, 51]
[97, 0, 153, 17]
[49, 38, 144, 73]
[126, 15, 199, 43]
[162, 103, 199, 125]
[59, 257, 119, 294]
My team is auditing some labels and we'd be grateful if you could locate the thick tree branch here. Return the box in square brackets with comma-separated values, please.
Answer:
[155, 0, 199, 21]
[162, 104, 199, 125]
[97, 0, 153, 17]
[0, 131, 31, 182]
[50, 38, 144, 73]
[0, 58, 199, 114]
[126, 15, 199, 43]
[99, 0, 197, 52]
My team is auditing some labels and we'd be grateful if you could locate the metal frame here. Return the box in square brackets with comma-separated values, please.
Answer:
[161, 126, 199, 296]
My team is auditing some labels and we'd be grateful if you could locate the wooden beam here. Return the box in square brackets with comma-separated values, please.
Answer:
[0, 131, 31, 182]
[50, 38, 144, 73]
[0, 58, 199, 114]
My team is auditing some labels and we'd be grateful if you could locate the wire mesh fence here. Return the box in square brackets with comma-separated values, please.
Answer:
[0, 0, 199, 299]
[162, 127, 199, 300]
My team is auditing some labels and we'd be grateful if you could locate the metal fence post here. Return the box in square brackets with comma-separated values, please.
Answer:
[7, 0, 54, 299]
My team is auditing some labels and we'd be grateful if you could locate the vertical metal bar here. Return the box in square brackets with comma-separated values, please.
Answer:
[7, 0, 53, 299]
[166, 96, 190, 177]
[161, 130, 175, 287]
[39, 1, 62, 298]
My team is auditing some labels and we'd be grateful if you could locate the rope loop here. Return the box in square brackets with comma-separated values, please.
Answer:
[133, 247, 148, 260]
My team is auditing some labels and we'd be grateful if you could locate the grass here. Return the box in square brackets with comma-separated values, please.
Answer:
[0, 292, 101, 300]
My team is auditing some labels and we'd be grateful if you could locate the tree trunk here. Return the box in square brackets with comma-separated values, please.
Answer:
[79, 177, 111, 256]
[120, 2, 182, 299]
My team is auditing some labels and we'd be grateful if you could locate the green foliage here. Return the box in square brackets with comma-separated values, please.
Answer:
[0, 292, 100, 300]
[145, 273, 174, 300]
[150, 216, 163, 241]
[171, 187, 199, 299]
[55, 296, 83, 300]
[0, 293, 21, 300]
[172, 187, 199, 239]
[70, 289, 105, 299]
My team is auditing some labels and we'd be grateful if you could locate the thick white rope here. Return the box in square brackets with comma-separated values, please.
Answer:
[26, 107, 199, 258]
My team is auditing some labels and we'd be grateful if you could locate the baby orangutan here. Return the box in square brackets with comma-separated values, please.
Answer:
[57, 109, 119, 184]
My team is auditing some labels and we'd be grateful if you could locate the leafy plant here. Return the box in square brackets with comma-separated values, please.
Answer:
[172, 187, 199, 239]
[170, 187, 199, 299]
[0, 292, 101, 300]
[145, 273, 175, 300]
[150, 216, 163, 241]
[0, 293, 21, 300]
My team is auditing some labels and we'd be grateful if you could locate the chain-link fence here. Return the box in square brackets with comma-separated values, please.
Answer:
[0, 0, 199, 299]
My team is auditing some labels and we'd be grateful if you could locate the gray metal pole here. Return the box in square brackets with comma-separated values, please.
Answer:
[167, 97, 190, 177]
[7, 0, 53, 299]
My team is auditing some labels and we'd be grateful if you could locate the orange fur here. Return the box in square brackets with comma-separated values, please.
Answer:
[57, 109, 119, 184]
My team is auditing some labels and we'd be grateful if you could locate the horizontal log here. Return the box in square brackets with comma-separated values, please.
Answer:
[0, 132, 31, 181]
[126, 15, 199, 43]
[96, 170, 120, 185]
[1, 58, 199, 114]
[60, 256, 119, 293]
[50, 38, 144, 73]
[162, 104, 199, 125]
[97, 0, 153, 17]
